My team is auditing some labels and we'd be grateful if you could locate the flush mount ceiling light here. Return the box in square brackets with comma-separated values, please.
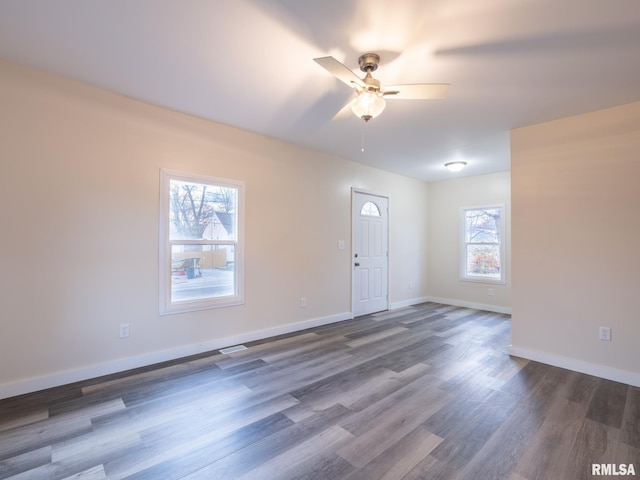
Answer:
[445, 161, 467, 172]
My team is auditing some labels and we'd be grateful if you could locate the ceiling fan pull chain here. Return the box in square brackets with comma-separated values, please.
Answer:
[361, 124, 365, 152]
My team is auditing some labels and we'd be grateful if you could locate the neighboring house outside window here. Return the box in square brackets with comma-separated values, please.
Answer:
[159, 169, 244, 314]
[460, 205, 505, 284]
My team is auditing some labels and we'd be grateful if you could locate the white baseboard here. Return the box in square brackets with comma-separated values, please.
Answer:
[509, 345, 640, 388]
[0, 311, 353, 400]
[389, 296, 430, 310]
[425, 296, 512, 315]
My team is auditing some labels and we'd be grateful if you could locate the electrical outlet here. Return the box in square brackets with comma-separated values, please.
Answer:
[598, 326, 611, 342]
[487, 288, 494, 296]
[300, 297, 307, 308]
[119, 323, 130, 338]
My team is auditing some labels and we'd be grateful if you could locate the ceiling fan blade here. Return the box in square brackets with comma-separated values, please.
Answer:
[314, 56, 365, 89]
[383, 83, 450, 100]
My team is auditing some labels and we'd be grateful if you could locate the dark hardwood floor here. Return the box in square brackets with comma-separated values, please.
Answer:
[1, 303, 639, 479]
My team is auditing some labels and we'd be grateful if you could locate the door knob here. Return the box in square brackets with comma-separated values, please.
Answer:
[354, 262, 360, 267]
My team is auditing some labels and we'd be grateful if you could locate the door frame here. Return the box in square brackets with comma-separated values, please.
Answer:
[351, 187, 390, 316]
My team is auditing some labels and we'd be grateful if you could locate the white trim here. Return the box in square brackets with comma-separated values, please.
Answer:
[0, 311, 353, 400]
[389, 296, 430, 310]
[351, 187, 390, 199]
[425, 296, 512, 315]
[390, 295, 512, 314]
[509, 345, 640, 388]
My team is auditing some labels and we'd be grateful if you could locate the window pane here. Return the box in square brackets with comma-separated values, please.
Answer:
[169, 180, 237, 241]
[465, 208, 500, 243]
[171, 244, 235, 303]
[360, 201, 381, 217]
[466, 244, 501, 279]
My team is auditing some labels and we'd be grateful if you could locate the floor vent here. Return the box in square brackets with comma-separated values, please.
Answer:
[219, 345, 247, 354]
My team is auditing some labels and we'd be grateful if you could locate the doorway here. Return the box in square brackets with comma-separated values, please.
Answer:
[352, 190, 389, 316]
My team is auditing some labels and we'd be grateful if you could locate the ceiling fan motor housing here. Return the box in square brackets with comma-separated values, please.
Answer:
[358, 53, 380, 72]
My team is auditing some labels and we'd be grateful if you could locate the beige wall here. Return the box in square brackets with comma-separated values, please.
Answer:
[0, 59, 430, 397]
[511, 101, 640, 386]
[427, 172, 512, 313]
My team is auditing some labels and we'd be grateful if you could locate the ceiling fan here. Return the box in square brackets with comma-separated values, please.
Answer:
[314, 53, 450, 122]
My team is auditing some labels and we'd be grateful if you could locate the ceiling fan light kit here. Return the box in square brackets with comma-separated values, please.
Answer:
[445, 161, 467, 172]
[314, 52, 450, 123]
[351, 91, 386, 122]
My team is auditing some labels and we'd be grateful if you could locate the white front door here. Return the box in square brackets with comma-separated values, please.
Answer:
[352, 191, 389, 316]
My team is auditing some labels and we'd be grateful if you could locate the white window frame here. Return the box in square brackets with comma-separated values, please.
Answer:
[460, 204, 505, 285]
[159, 169, 244, 314]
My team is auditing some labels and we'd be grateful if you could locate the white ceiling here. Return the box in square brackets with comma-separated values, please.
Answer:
[1, 0, 639, 181]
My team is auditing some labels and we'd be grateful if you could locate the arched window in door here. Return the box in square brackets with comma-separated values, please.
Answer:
[360, 201, 381, 217]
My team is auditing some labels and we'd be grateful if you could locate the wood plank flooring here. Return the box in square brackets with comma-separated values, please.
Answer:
[1, 302, 639, 479]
